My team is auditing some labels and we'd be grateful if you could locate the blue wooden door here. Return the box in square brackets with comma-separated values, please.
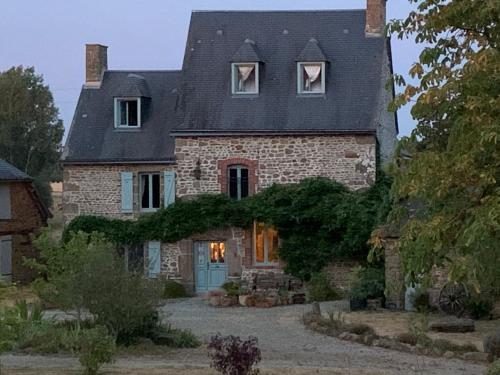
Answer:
[195, 242, 228, 292]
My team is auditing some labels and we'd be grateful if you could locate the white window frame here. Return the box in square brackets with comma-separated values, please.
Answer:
[253, 222, 279, 266]
[297, 62, 326, 95]
[139, 173, 161, 212]
[231, 62, 259, 95]
[114, 97, 141, 128]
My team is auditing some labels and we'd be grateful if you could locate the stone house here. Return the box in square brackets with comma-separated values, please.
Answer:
[0, 160, 50, 283]
[63, 1, 398, 293]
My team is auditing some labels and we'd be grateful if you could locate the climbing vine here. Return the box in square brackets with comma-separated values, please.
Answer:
[63, 176, 391, 280]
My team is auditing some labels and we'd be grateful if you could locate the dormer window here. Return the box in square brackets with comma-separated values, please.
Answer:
[232, 63, 259, 95]
[114, 98, 141, 128]
[297, 62, 325, 94]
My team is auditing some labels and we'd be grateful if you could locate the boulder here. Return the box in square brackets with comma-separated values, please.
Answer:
[463, 352, 489, 363]
[428, 317, 475, 333]
[443, 351, 455, 359]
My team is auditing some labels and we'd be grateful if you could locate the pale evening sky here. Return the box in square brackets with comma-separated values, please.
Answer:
[0, 0, 420, 139]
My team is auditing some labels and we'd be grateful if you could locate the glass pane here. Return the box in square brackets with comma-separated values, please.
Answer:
[228, 168, 238, 199]
[141, 175, 149, 209]
[128, 100, 138, 126]
[302, 64, 322, 92]
[267, 227, 279, 262]
[120, 101, 127, 125]
[210, 242, 225, 263]
[255, 222, 265, 263]
[152, 174, 160, 208]
[240, 168, 249, 198]
[128, 244, 145, 273]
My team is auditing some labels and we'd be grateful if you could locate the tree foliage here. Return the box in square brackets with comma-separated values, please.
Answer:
[64, 177, 391, 280]
[0, 66, 64, 206]
[387, 0, 500, 294]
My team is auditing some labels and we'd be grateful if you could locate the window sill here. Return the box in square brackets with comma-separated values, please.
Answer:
[231, 93, 259, 98]
[253, 264, 280, 269]
[114, 127, 141, 132]
[296, 93, 326, 98]
[140, 209, 159, 214]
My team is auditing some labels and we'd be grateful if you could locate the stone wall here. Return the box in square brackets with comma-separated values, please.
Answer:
[175, 134, 376, 198]
[0, 182, 47, 283]
[325, 261, 360, 294]
[383, 237, 405, 310]
[63, 163, 174, 224]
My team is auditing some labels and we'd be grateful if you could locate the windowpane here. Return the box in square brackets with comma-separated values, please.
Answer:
[210, 242, 225, 264]
[152, 174, 160, 208]
[141, 175, 150, 209]
[300, 63, 324, 93]
[128, 100, 138, 126]
[229, 168, 238, 199]
[255, 223, 265, 263]
[240, 168, 249, 198]
[120, 101, 127, 125]
[233, 63, 258, 94]
[267, 227, 279, 262]
[127, 244, 145, 273]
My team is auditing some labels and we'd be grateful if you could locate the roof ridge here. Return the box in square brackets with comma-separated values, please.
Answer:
[106, 69, 182, 73]
[192, 9, 365, 13]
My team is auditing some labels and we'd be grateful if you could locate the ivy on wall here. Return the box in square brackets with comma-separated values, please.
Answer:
[63, 176, 391, 280]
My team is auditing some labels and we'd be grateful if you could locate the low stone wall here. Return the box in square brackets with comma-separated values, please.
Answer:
[325, 261, 360, 294]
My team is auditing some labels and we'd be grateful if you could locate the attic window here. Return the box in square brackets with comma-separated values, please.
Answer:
[114, 98, 141, 128]
[232, 63, 259, 95]
[297, 62, 325, 94]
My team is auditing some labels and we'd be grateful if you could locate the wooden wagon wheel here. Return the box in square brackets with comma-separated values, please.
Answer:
[438, 282, 469, 315]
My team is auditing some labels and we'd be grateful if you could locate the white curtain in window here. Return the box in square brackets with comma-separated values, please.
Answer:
[238, 66, 255, 81]
[304, 65, 322, 83]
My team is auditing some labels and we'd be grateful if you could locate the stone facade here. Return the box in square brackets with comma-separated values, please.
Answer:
[63, 163, 174, 224]
[0, 182, 48, 283]
[175, 134, 377, 198]
[325, 261, 360, 294]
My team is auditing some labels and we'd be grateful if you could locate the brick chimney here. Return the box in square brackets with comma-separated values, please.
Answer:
[365, 0, 387, 37]
[85, 44, 108, 86]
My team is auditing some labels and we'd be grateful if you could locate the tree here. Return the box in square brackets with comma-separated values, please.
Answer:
[0, 66, 64, 207]
[387, 0, 500, 294]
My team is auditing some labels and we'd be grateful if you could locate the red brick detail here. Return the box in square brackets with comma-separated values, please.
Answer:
[217, 158, 258, 195]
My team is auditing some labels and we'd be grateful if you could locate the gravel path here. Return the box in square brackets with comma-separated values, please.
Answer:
[0, 298, 487, 374]
[160, 297, 486, 375]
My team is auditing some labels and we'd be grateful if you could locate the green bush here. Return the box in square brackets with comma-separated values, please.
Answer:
[221, 282, 240, 297]
[350, 267, 385, 301]
[466, 297, 493, 320]
[163, 280, 188, 299]
[487, 360, 500, 375]
[78, 326, 116, 375]
[307, 272, 340, 302]
[412, 289, 431, 313]
[150, 324, 200, 348]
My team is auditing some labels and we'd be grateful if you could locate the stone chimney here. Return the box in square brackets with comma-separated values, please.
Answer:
[365, 0, 387, 37]
[85, 44, 108, 86]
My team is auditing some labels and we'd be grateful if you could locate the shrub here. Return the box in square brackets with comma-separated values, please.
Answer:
[78, 326, 116, 375]
[432, 339, 478, 354]
[487, 360, 500, 375]
[221, 282, 241, 297]
[350, 267, 385, 301]
[466, 297, 494, 320]
[163, 280, 188, 299]
[485, 330, 500, 362]
[150, 324, 200, 348]
[412, 290, 431, 313]
[397, 332, 418, 346]
[307, 272, 340, 302]
[208, 335, 262, 375]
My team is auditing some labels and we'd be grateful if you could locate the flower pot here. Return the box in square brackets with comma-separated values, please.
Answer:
[239, 294, 251, 307]
[208, 295, 222, 307]
[221, 296, 238, 307]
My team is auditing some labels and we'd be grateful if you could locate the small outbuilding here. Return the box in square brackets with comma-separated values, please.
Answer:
[0, 160, 50, 283]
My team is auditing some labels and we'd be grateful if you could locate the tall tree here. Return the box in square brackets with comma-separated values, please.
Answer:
[0, 66, 64, 207]
[387, 0, 500, 294]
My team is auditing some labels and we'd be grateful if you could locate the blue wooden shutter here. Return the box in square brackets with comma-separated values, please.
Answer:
[148, 241, 161, 278]
[121, 172, 133, 213]
[164, 171, 176, 207]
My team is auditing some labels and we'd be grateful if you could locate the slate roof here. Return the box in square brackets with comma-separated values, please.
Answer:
[174, 10, 388, 134]
[297, 38, 328, 62]
[0, 160, 32, 181]
[63, 70, 180, 164]
[231, 39, 264, 62]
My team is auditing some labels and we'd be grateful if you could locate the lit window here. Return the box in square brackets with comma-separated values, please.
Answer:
[140, 173, 160, 211]
[297, 62, 325, 94]
[115, 98, 141, 127]
[228, 165, 249, 200]
[254, 222, 279, 265]
[210, 242, 225, 264]
[232, 63, 259, 94]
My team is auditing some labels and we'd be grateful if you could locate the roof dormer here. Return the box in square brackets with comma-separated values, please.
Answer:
[231, 39, 264, 95]
[296, 38, 328, 95]
[113, 74, 151, 129]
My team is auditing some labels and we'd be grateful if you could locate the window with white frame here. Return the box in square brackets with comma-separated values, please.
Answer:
[232, 63, 259, 94]
[254, 222, 279, 265]
[114, 98, 141, 127]
[297, 62, 325, 94]
[140, 173, 160, 211]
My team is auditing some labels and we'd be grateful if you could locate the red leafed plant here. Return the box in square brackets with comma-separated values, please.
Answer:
[208, 334, 262, 375]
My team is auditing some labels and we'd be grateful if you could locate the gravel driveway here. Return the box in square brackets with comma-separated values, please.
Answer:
[0, 298, 487, 374]
[161, 297, 486, 375]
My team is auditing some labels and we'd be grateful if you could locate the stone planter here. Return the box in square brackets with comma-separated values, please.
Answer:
[239, 294, 252, 307]
[221, 295, 238, 307]
[208, 295, 222, 307]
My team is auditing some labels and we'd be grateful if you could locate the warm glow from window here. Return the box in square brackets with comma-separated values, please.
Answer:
[210, 242, 225, 263]
[254, 222, 279, 264]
